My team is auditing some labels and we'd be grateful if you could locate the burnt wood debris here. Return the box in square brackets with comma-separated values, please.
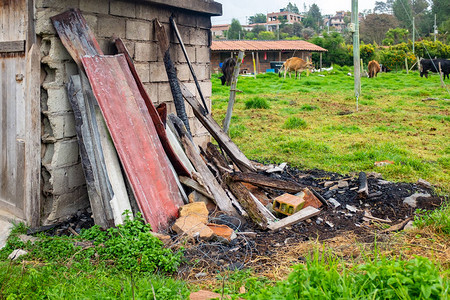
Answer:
[33, 9, 443, 246]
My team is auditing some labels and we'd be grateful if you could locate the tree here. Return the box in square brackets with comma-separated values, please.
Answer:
[252, 25, 266, 36]
[385, 27, 409, 43]
[248, 13, 267, 24]
[258, 31, 276, 40]
[432, 0, 450, 28]
[283, 2, 300, 14]
[309, 32, 352, 66]
[228, 18, 244, 40]
[301, 28, 315, 39]
[393, 0, 430, 32]
[360, 13, 399, 44]
[304, 4, 322, 31]
[374, 0, 394, 14]
[293, 22, 304, 36]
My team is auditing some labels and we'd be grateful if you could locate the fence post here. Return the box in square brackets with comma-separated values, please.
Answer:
[405, 57, 409, 74]
[223, 50, 245, 134]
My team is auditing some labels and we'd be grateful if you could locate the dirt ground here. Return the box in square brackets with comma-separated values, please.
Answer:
[178, 167, 448, 281]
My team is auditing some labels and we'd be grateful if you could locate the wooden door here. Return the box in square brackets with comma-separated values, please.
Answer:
[1, 0, 40, 226]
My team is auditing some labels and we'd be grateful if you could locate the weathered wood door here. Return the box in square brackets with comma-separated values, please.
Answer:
[0, 0, 40, 226]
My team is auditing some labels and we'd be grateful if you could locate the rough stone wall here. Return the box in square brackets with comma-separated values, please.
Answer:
[35, 0, 213, 224]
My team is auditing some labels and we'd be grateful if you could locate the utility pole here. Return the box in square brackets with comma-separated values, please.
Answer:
[351, 0, 361, 105]
[412, 16, 415, 55]
[434, 14, 437, 42]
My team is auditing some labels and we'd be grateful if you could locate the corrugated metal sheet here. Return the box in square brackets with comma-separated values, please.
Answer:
[211, 40, 327, 52]
[82, 54, 184, 232]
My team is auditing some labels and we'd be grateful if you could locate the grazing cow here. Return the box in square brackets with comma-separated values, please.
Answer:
[278, 57, 313, 79]
[368, 60, 381, 78]
[420, 58, 450, 80]
[380, 64, 391, 73]
[219, 57, 236, 86]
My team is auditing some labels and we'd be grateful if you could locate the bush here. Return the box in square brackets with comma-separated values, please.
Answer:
[379, 49, 416, 71]
[245, 97, 270, 109]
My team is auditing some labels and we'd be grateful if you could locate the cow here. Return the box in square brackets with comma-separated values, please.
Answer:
[219, 57, 236, 86]
[278, 57, 313, 79]
[367, 60, 381, 78]
[380, 64, 391, 73]
[420, 58, 450, 80]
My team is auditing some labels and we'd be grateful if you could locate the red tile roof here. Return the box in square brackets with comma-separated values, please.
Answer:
[211, 40, 327, 52]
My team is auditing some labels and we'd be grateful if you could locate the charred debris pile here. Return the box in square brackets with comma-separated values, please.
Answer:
[30, 9, 444, 245]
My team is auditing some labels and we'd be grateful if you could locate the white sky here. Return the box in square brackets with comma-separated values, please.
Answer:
[212, 0, 377, 25]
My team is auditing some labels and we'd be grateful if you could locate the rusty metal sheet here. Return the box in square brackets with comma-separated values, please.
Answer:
[51, 9, 103, 68]
[82, 54, 183, 232]
[114, 38, 190, 177]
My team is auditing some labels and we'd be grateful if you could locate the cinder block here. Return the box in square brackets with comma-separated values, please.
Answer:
[163, 101, 176, 115]
[98, 39, 115, 55]
[199, 81, 212, 99]
[192, 63, 210, 81]
[176, 12, 197, 27]
[134, 42, 156, 62]
[135, 63, 150, 83]
[80, 0, 109, 14]
[64, 62, 79, 82]
[45, 186, 89, 223]
[126, 20, 151, 41]
[48, 113, 77, 139]
[110, 0, 136, 18]
[83, 14, 98, 32]
[190, 28, 209, 46]
[46, 88, 72, 113]
[189, 118, 206, 135]
[177, 45, 195, 63]
[273, 193, 305, 215]
[157, 83, 172, 103]
[46, 36, 72, 61]
[196, 47, 210, 64]
[35, 8, 63, 35]
[136, 4, 171, 22]
[174, 25, 191, 45]
[143, 83, 159, 104]
[175, 63, 191, 81]
[122, 40, 135, 58]
[197, 15, 212, 29]
[36, 0, 79, 9]
[51, 139, 80, 168]
[193, 134, 210, 149]
[150, 61, 169, 82]
[67, 163, 86, 189]
[98, 17, 126, 38]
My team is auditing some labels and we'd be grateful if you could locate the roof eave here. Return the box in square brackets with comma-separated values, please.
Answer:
[140, 0, 222, 16]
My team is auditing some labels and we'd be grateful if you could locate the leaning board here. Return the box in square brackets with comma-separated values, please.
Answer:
[82, 54, 183, 232]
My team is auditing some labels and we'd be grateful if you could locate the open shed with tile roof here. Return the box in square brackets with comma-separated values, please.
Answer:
[211, 40, 327, 74]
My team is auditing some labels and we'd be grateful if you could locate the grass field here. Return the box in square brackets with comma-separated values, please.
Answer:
[211, 67, 450, 191]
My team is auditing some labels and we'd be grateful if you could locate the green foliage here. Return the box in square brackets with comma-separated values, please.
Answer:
[79, 213, 183, 273]
[379, 49, 416, 71]
[283, 117, 307, 129]
[258, 31, 276, 40]
[245, 97, 270, 109]
[300, 104, 319, 111]
[386, 28, 409, 44]
[310, 32, 352, 66]
[247, 254, 449, 299]
[414, 203, 450, 234]
[248, 13, 267, 25]
[229, 124, 247, 138]
[0, 213, 183, 274]
[228, 18, 243, 40]
[360, 43, 376, 62]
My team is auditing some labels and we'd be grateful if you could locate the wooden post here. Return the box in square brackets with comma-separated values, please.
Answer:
[320, 52, 322, 71]
[278, 51, 281, 61]
[405, 57, 409, 74]
[360, 58, 363, 77]
[256, 51, 260, 74]
[252, 52, 257, 77]
[438, 62, 445, 88]
[417, 57, 421, 71]
[352, 0, 361, 101]
[223, 50, 244, 133]
[306, 57, 310, 77]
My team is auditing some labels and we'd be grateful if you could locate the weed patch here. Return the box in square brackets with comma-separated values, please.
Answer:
[283, 117, 307, 129]
[245, 97, 270, 109]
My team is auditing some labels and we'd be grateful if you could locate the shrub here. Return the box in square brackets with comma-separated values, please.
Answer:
[245, 97, 270, 109]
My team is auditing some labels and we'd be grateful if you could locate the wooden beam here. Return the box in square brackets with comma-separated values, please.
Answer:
[231, 172, 306, 193]
[24, 44, 41, 227]
[179, 82, 256, 173]
[223, 50, 244, 133]
[0, 41, 25, 53]
[268, 206, 320, 231]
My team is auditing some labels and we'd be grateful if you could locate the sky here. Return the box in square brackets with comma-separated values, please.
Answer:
[211, 0, 378, 25]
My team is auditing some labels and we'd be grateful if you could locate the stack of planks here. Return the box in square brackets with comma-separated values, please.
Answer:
[50, 9, 324, 233]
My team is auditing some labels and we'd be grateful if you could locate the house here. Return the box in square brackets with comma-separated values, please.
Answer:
[211, 40, 327, 74]
[0, 0, 221, 227]
[266, 11, 304, 32]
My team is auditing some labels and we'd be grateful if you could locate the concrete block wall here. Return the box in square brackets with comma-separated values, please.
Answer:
[35, 0, 214, 224]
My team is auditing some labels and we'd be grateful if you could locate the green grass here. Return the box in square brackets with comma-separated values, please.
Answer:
[245, 96, 271, 109]
[211, 70, 450, 191]
[283, 117, 307, 129]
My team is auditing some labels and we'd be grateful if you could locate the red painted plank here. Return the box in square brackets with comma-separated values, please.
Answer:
[82, 54, 183, 232]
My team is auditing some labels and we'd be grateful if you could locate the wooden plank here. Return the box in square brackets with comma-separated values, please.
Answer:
[154, 19, 191, 134]
[114, 38, 190, 177]
[0, 41, 25, 53]
[170, 114, 237, 215]
[268, 206, 321, 231]
[223, 51, 244, 133]
[165, 123, 195, 174]
[357, 171, 368, 199]
[231, 172, 306, 193]
[51, 9, 102, 68]
[94, 105, 133, 225]
[179, 82, 256, 173]
[24, 44, 41, 227]
[179, 176, 214, 200]
[67, 75, 114, 228]
[82, 54, 184, 232]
